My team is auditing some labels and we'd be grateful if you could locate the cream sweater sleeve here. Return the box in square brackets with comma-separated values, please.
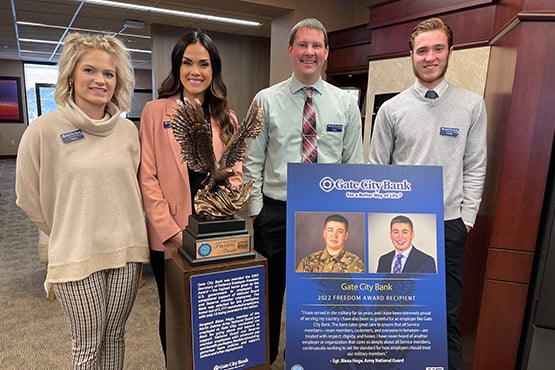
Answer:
[15, 122, 50, 234]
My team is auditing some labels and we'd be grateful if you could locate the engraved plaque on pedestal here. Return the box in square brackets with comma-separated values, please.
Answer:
[180, 214, 254, 265]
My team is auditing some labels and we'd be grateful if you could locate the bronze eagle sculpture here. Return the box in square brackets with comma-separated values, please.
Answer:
[171, 98, 263, 220]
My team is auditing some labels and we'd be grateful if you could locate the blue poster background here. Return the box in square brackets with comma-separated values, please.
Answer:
[286, 163, 448, 369]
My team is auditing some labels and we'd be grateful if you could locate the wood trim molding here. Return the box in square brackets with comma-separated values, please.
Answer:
[518, 12, 555, 22]
[484, 249, 534, 283]
[369, 0, 494, 29]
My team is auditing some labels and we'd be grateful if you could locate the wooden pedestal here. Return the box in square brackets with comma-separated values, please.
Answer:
[165, 247, 269, 370]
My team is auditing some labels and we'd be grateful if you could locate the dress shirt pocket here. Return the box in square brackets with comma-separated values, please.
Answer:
[319, 126, 344, 161]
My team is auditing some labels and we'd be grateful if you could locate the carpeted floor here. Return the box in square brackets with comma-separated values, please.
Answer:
[0, 158, 285, 369]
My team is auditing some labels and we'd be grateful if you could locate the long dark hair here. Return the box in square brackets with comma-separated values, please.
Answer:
[158, 30, 234, 143]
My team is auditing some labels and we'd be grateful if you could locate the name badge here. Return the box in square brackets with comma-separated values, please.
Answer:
[60, 129, 84, 143]
[327, 123, 343, 132]
[440, 127, 459, 137]
[163, 121, 172, 128]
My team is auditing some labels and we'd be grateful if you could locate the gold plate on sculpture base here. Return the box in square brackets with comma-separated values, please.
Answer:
[179, 214, 254, 265]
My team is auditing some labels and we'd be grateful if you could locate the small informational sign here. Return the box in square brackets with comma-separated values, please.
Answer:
[190, 265, 266, 369]
[286, 163, 448, 369]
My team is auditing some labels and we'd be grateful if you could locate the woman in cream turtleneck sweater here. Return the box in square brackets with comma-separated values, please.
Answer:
[15, 33, 149, 369]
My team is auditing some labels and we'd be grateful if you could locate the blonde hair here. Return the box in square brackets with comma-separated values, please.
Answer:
[55, 33, 135, 111]
[409, 17, 453, 51]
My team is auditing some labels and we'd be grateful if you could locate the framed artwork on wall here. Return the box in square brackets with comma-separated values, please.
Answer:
[0, 76, 24, 123]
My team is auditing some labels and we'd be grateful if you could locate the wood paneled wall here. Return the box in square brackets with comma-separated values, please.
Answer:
[326, 24, 372, 115]
[327, 24, 372, 75]
[474, 14, 555, 369]
[368, 0, 494, 29]
[329, 0, 555, 368]
[368, 5, 495, 60]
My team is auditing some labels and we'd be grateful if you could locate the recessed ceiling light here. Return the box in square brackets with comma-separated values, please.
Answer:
[17, 21, 66, 30]
[21, 49, 60, 55]
[127, 48, 151, 54]
[19, 38, 152, 55]
[19, 38, 61, 45]
[124, 19, 144, 29]
[17, 21, 150, 39]
[80, 0, 263, 27]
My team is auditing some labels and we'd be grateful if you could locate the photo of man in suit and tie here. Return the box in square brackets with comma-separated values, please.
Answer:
[377, 215, 437, 273]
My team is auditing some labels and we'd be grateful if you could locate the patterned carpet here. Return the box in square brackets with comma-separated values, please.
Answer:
[0, 158, 165, 369]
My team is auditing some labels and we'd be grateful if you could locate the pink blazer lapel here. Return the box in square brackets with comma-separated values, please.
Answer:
[164, 97, 190, 186]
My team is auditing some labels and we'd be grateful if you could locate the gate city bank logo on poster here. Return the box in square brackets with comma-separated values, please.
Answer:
[319, 176, 413, 199]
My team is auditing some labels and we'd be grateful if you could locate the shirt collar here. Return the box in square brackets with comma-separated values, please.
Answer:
[321, 248, 346, 261]
[396, 245, 414, 258]
[414, 79, 448, 98]
[290, 74, 323, 96]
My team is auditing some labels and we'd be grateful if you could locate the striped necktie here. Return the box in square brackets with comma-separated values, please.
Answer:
[302, 87, 317, 163]
[393, 254, 403, 273]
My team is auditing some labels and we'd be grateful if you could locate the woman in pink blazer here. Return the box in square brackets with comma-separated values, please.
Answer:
[138, 30, 242, 364]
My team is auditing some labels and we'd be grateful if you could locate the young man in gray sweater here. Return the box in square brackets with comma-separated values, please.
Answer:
[368, 17, 487, 370]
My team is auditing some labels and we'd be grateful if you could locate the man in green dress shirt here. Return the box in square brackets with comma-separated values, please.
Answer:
[243, 17, 364, 364]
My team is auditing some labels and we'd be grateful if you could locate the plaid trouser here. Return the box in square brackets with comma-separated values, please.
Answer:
[53, 263, 140, 370]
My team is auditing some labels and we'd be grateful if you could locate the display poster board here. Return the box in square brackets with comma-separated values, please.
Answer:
[190, 265, 266, 369]
[286, 163, 447, 369]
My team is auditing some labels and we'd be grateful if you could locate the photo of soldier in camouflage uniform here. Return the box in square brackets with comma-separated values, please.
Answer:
[295, 213, 364, 273]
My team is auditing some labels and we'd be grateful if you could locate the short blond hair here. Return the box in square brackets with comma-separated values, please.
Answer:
[55, 33, 135, 111]
[409, 18, 453, 51]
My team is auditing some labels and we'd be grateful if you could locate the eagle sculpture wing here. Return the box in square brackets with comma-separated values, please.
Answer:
[219, 99, 263, 171]
[170, 98, 264, 220]
[171, 98, 216, 174]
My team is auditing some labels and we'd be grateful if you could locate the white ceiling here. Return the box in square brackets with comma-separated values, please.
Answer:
[0, 0, 290, 70]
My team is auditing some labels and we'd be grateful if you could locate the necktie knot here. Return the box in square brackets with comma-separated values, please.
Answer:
[425, 90, 438, 99]
[303, 86, 313, 101]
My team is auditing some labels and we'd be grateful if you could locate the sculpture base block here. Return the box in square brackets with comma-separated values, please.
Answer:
[180, 214, 254, 265]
